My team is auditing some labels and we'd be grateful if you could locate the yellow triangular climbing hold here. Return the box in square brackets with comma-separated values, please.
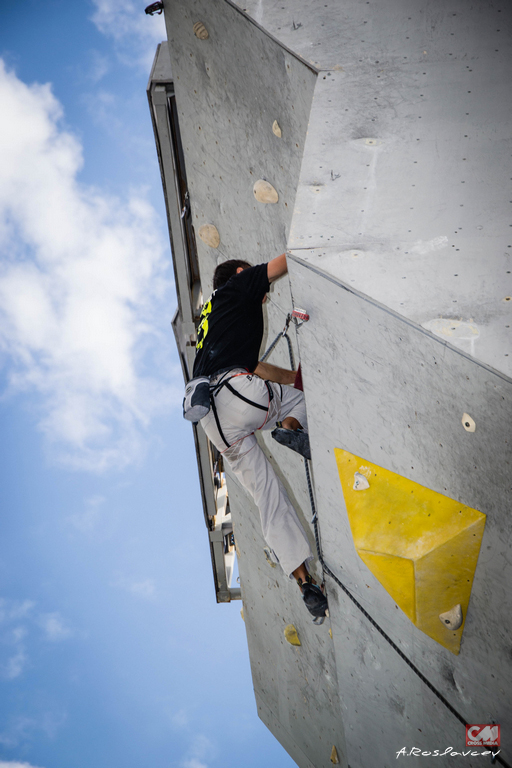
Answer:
[334, 448, 486, 655]
[330, 745, 340, 764]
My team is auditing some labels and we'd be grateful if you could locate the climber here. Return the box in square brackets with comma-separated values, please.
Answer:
[192, 253, 328, 620]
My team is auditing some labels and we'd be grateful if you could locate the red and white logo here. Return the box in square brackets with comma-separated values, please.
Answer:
[466, 725, 500, 747]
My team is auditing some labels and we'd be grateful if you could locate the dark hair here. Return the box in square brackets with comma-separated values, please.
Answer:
[213, 259, 252, 290]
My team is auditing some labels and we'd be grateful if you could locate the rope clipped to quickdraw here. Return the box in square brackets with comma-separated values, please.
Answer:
[260, 313, 294, 369]
[264, 319, 508, 768]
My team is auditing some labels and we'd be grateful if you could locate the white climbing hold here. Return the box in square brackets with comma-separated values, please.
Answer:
[193, 21, 209, 39]
[284, 624, 301, 646]
[462, 413, 476, 432]
[253, 179, 279, 204]
[198, 224, 220, 248]
[439, 604, 463, 630]
[353, 472, 370, 491]
[272, 120, 282, 138]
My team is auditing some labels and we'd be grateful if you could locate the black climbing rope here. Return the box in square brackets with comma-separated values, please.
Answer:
[265, 325, 508, 768]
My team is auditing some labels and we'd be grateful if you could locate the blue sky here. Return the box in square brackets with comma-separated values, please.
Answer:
[0, 2, 295, 766]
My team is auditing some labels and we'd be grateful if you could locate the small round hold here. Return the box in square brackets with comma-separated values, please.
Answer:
[198, 224, 220, 248]
[253, 179, 279, 204]
[193, 21, 209, 39]
[272, 120, 282, 138]
[462, 413, 476, 432]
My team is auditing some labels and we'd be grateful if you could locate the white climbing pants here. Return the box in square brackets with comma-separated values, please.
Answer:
[200, 369, 313, 577]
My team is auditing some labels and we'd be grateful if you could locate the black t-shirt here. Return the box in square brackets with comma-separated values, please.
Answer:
[193, 263, 270, 378]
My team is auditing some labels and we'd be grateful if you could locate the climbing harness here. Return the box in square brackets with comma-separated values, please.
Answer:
[209, 370, 274, 451]
[265, 318, 508, 768]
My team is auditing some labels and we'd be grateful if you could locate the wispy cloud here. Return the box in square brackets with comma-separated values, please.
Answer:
[0, 762, 45, 768]
[0, 709, 67, 749]
[171, 709, 189, 729]
[0, 599, 34, 680]
[68, 494, 106, 532]
[0, 61, 178, 471]
[182, 760, 208, 768]
[112, 575, 157, 601]
[87, 50, 110, 83]
[38, 613, 73, 642]
[91, 0, 167, 71]
[180, 735, 214, 768]
[0, 599, 35, 623]
[3, 650, 27, 681]
[0, 597, 74, 681]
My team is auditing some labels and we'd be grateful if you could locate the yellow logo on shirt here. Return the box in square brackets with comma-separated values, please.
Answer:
[196, 298, 212, 351]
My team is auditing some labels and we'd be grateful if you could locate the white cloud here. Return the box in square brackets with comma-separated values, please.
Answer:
[112, 575, 157, 601]
[171, 709, 189, 729]
[0, 61, 179, 471]
[0, 600, 34, 680]
[38, 612, 73, 642]
[0, 597, 74, 681]
[129, 579, 156, 599]
[0, 710, 66, 749]
[68, 494, 106, 532]
[3, 650, 27, 680]
[180, 735, 214, 768]
[87, 50, 110, 83]
[0, 599, 35, 623]
[91, 0, 167, 71]
[182, 760, 207, 768]
[0, 762, 45, 768]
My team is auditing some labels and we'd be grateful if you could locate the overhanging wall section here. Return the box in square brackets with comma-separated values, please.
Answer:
[235, 0, 512, 377]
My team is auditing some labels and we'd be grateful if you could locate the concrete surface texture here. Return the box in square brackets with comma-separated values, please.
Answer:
[161, 0, 512, 765]
[237, 0, 512, 377]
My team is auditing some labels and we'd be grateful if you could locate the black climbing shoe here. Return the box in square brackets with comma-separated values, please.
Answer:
[271, 427, 311, 460]
[301, 582, 329, 620]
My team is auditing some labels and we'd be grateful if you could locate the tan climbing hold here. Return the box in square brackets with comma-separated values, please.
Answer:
[439, 604, 463, 630]
[240, 608, 245, 622]
[284, 624, 301, 646]
[462, 413, 476, 432]
[330, 745, 340, 764]
[329, 628, 333, 639]
[198, 224, 220, 248]
[272, 120, 282, 138]
[193, 21, 209, 40]
[253, 179, 279, 204]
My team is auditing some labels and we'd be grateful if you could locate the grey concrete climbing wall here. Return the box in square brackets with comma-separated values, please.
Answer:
[162, 0, 317, 297]
[235, 0, 512, 377]
[287, 255, 512, 767]
[160, 0, 512, 765]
